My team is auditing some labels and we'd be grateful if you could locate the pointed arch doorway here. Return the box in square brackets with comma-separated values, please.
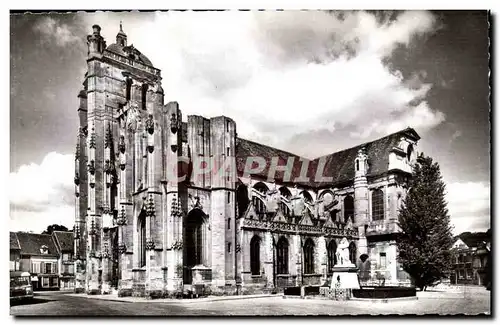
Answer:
[183, 209, 209, 284]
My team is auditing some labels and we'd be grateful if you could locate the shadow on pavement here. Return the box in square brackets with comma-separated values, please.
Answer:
[10, 298, 51, 307]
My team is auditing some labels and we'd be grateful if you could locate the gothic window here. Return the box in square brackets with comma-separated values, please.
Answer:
[303, 238, 315, 274]
[236, 185, 249, 218]
[253, 182, 269, 220]
[254, 182, 268, 194]
[344, 195, 354, 223]
[252, 197, 267, 219]
[372, 189, 385, 221]
[327, 240, 337, 273]
[301, 191, 313, 204]
[138, 212, 146, 267]
[356, 159, 359, 171]
[250, 236, 261, 275]
[279, 186, 292, 199]
[279, 202, 291, 218]
[277, 237, 289, 275]
[349, 242, 357, 265]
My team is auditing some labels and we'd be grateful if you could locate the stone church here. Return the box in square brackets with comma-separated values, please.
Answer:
[73, 24, 420, 296]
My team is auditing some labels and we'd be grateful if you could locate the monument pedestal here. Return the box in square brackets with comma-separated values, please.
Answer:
[331, 265, 360, 290]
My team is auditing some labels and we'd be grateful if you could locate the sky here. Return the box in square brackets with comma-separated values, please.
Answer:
[9, 10, 490, 235]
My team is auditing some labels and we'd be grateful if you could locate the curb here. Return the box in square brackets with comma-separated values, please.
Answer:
[66, 293, 280, 304]
[350, 296, 418, 303]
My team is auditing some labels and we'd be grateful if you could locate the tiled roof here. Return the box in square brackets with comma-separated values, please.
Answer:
[52, 231, 74, 253]
[458, 231, 491, 248]
[16, 232, 59, 257]
[10, 232, 20, 250]
[235, 128, 420, 188]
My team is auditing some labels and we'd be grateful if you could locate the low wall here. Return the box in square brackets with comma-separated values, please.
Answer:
[352, 286, 416, 299]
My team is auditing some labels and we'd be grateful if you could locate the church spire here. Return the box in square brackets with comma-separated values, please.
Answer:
[116, 21, 127, 47]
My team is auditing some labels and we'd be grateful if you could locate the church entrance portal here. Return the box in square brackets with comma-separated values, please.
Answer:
[183, 209, 208, 284]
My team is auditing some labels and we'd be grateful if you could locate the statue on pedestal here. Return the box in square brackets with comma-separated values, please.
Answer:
[335, 237, 352, 267]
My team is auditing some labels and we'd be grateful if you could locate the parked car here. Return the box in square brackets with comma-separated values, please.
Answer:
[10, 271, 34, 302]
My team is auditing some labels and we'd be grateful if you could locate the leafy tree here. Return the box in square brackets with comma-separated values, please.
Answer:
[42, 224, 69, 235]
[397, 153, 454, 291]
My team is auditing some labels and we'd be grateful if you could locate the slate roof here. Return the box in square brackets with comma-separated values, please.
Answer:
[235, 127, 420, 188]
[312, 128, 420, 187]
[235, 138, 316, 187]
[16, 232, 59, 257]
[106, 43, 153, 67]
[52, 231, 74, 253]
[10, 232, 20, 250]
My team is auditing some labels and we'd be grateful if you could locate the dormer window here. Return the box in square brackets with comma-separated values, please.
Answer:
[40, 245, 49, 255]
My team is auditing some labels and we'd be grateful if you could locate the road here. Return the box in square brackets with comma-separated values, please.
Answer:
[10, 287, 491, 316]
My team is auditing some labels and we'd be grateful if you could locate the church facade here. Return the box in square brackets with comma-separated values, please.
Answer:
[73, 24, 420, 297]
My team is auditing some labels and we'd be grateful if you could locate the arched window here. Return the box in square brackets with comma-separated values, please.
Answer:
[279, 186, 292, 199]
[303, 238, 315, 274]
[277, 237, 289, 275]
[250, 236, 261, 275]
[300, 191, 313, 204]
[349, 242, 357, 265]
[253, 182, 268, 195]
[327, 240, 337, 273]
[372, 189, 385, 221]
[252, 196, 267, 219]
[279, 202, 291, 218]
[236, 184, 249, 218]
[344, 195, 354, 223]
[138, 211, 147, 267]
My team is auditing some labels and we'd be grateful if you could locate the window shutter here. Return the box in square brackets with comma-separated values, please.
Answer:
[54, 262, 58, 274]
[40, 262, 45, 273]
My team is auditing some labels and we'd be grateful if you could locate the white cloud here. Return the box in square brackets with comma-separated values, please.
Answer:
[79, 10, 444, 151]
[446, 181, 490, 234]
[33, 17, 81, 47]
[10, 152, 74, 232]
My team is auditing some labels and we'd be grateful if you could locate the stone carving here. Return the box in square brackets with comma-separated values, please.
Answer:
[118, 135, 126, 153]
[145, 114, 154, 134]
[170, 113, 179, 133]
[117, 207, 127, 225]
[117, 243, 127, 254]
[104, 124, 113, 149]
[89, 128, 96, 149]
[241, 218, 358, 237]
[87, 160, 95, 175]
[335, 237, 352, 266]
[126, 104, 142, 133]
[146, 195, 155, 217]
[171, 241, 183, 250]
[146, 240, 156, 250]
